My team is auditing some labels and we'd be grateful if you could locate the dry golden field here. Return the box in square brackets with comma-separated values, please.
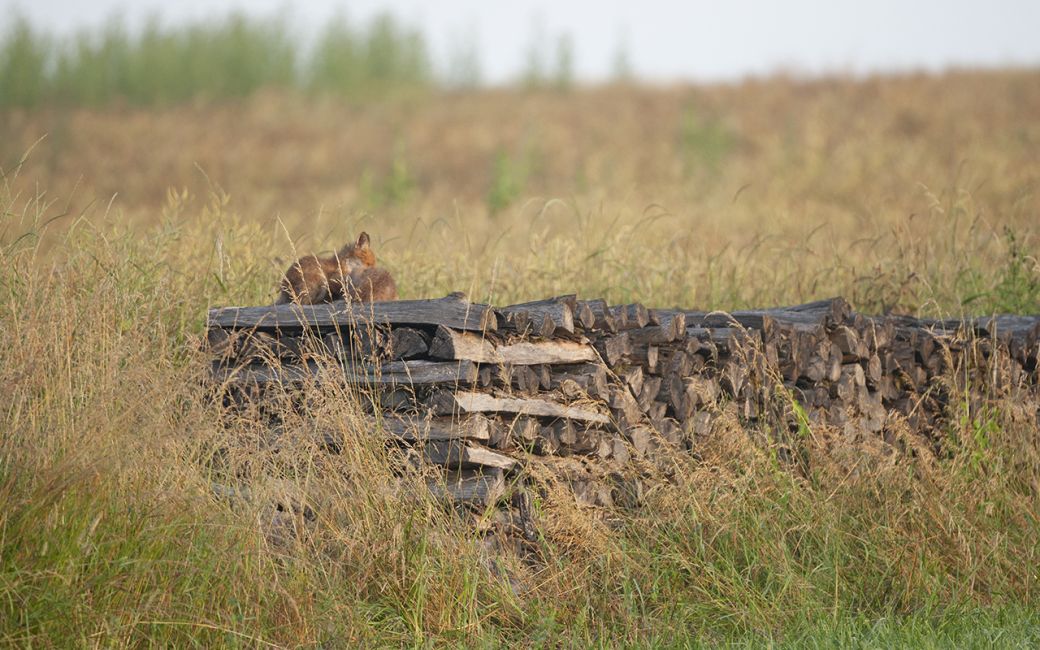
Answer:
[2, 70, 1040, 646]
[4, 69, 1039, 312]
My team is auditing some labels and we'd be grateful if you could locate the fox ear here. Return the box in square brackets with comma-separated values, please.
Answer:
[356, 232, 371, 251]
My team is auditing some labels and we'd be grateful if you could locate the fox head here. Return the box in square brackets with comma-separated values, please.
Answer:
[335, 232, 377, 275]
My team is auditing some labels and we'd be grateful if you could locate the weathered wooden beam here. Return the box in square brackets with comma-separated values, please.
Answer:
[208, 294, 497, 332]
[429, 325, 599, 365]
[214, 359, 478, 387]
[450, 391, 611, 424]
[375, 414, 491, 441]
[659, 298, 850, 335]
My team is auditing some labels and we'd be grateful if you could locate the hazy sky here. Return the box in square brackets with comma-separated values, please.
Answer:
[7, 0, 1040, 83]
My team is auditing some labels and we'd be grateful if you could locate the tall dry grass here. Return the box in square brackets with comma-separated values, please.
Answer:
[2, 72, 1039, 645]
[4, 70, 1038, 314]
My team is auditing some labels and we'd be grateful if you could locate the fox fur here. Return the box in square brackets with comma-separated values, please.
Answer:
[274, 232, 398, 304]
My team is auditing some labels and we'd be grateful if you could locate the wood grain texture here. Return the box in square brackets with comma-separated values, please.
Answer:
[209, 294, 497, 332]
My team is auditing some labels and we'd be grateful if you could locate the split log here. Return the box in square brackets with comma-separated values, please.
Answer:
[421, 440, 518, 470]
[549, 363, 609, 399]
[830, 326, 869, 362]
[209, 294, 497, 333]
[512, 365, 542, 395]
[498, 296, 576, 337]
[685, 327, 755, 356]
[376, 413, 491, 441]
[579, 299, 617, 333]
[429, 326, 499, 363]
[595, 332, 632, 366]
[449, 391, 611, 424]
[621, 366, 644, 397]
[608, 385, 643, 426]
[214, 359, 478, 387]
[609, 305, 630, 330]
[426, 469, 505, 507]
[429, 326, 598, 365]
[388, 328, 430, 360]
[499, 340, 599, 365]
[509, 416, 543, 445]
[627, 312, 686, 346]
[637, 376, 663, 411]
[574, 301, 597, 331]
[615, 303, 650, 330]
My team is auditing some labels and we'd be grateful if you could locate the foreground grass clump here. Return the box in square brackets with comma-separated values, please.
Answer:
[2, 162, 1039, 645]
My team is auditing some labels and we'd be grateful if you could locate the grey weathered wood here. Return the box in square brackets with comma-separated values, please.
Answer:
[608, 385, 643, 426]
[498, 296, 576, 337]
[421, 440, 518, 470]
[627, 312, 686, 346]
[388, 328, 429, 360]
[208, 294, 497, 332]
[574, 301, 597, 330]
[660, 298, 849, 336]
[513, 365, 541, 395]
[616, 303, 650, 330]
[451, 391, 611, 424]
[830, 325, 868, 362]
[549, 363, 609, 399]
[609, 305, 630, 330]
[500, 340, 598, 365]
[621, 366, 644, 397]
[432, 332, 599, 366]
[376, 414, 491, 441]
[685, 327, 755, 355]
[426, 469, 505, 506]
[509, 415, 542, 444]
[595, 332, 632, 366]
[214, 359, 478, 387]
[627, 343, 659, 373]
[429, 326, 499, 363]
[579, 299, 617, 333]
[637, 376, 663, 411]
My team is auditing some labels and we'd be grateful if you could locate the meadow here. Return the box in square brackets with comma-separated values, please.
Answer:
[2, 19, 1040, 645]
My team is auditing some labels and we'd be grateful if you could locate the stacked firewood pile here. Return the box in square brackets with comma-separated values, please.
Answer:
[207, 293, 1040, 529]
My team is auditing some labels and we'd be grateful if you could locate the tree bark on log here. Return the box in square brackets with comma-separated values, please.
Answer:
[209, 294, 497, 333]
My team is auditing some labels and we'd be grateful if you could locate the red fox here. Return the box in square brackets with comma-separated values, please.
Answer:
[274, 232, 398, 304]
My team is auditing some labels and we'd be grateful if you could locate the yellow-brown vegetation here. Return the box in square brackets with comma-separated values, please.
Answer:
[1, 71, 1039, 646]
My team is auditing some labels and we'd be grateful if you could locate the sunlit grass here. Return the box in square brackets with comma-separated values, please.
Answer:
[1, 70, 1039, 645]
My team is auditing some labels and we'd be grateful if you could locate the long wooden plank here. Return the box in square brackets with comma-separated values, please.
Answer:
[376, 414, 491, 441]
[208, 295, 497, 332]
[429, 326, 598, 365]
[658, 298, 850, 334]
[499, 340, 598, 365]
[214, 359, 478, 387]
[451, 391, 611, 424]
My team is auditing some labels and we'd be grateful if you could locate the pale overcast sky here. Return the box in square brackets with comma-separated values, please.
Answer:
[6, 0, 1040, 83]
